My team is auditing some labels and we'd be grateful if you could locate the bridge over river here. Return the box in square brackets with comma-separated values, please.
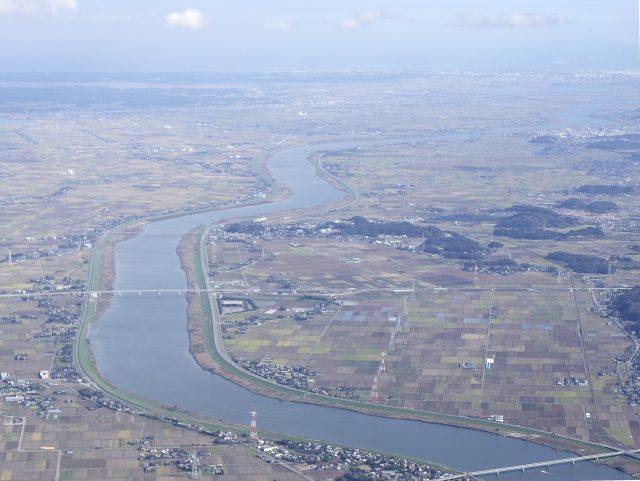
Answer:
[84, 132, 633, 481]
[0, 285, 629, 299]
[438, 449, 639, 480]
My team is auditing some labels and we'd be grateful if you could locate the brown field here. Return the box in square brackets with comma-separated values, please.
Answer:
[221, 281, 639, 447]
[0, 411, 302, 481]
[207, 92, 640, 445]
[3, 73, 640, 478]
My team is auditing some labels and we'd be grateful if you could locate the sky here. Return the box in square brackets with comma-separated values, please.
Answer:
[0, 0, 637, 72]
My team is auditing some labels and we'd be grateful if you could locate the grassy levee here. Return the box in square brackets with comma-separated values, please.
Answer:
[72, 228, 456, 473]
[311, 151, 359, 206]
[73, 146, 322, 429]
[72, 159, 293, 436]
[194, 228, 640, 470]
[69, 155, 459, 473]
[72, 146, 639, 476]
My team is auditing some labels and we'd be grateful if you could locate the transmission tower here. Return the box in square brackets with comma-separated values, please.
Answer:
[190, 451, 199, 479]
[249, 407, 258, 443]
[370, 376, 379, 403]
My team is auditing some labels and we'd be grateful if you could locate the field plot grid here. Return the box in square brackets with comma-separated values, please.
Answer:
[224, 287, 638, 445]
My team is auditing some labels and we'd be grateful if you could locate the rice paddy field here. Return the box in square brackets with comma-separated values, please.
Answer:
[2, 72, 640, 479]
[210, 83, 640, 446]
[220, 280, 638, 446]
[0, 411, 301, 481]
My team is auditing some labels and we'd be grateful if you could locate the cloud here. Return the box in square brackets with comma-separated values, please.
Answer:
[166, 8, 204, 30]
[266, 17, 294, 31]
[0, 0, 77, 15]
[335, 10, 399, 30]
[450, 12, 569, 29]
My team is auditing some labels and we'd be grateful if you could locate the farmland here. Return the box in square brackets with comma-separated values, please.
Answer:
[2, 72, 640, 479]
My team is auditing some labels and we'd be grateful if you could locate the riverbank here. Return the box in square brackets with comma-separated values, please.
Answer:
[78, 139, 639, 480]
[73, 149, 298, 425]
[167, 179, 638, 478]
[79, 149, 293, 327]
[74, 228, 460, 478]
[178, 224, 640, 477]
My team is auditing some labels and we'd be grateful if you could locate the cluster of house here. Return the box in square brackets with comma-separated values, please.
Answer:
[2, 214, 143, 266]
[614, 344, 640, 406]
[258, 439, 446, 480]
[234, 358, 316, 390]
[554, 377, 589, 387]
[234, 357, 365, 400]
[137, 445, 221, 475]
[1, 374, 61, 419]
[77, 388, 138, 414]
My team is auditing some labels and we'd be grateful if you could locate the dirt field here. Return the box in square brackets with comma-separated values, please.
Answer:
[3, 73, 640, 478]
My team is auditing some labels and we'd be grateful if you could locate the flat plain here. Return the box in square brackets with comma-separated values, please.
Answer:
[2, 72, 640, 479]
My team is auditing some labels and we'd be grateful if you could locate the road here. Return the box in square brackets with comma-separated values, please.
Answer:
[1, 285, 631, 300]
[438, 448, 638, 480]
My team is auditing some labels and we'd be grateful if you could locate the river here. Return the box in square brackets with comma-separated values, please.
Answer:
[90, 105, 631, 480]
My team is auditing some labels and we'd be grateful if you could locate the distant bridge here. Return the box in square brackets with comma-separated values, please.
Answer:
[437, 448, 638, 480]
[0, 285, 631, 300]
[0, 288, 246, 299]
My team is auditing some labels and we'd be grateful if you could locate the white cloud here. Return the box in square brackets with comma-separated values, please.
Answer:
[335, 10, 398, 30]
[266, 17, 294, 31]
[450, 12, 569, 29]
[0, 0, 77, 15]
[166, 8, 204, 30]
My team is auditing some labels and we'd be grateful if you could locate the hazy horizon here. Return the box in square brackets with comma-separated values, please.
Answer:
[0, 0, 637, 73]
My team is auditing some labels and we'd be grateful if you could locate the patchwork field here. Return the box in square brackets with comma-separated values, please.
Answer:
[0, 411, 302, 481]
[220, 284, 638, 446]
[2, 73, 640, 478]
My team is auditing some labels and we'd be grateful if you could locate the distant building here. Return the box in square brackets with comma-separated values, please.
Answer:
[220, 299, 245, 314]
[4, 396, 24, 403]
[39, 370, 50, 379]
[221, 300, 244, 307]
[484, 356, 495, 370]
[458, 362, 477, 369]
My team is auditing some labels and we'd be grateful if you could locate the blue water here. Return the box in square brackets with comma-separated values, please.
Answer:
[90, 103, 633, 480]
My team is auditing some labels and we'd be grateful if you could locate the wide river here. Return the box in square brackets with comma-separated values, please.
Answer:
[91, 106, 630, 480]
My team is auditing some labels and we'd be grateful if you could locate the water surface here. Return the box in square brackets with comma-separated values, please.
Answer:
[91, 106, 632, 480]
